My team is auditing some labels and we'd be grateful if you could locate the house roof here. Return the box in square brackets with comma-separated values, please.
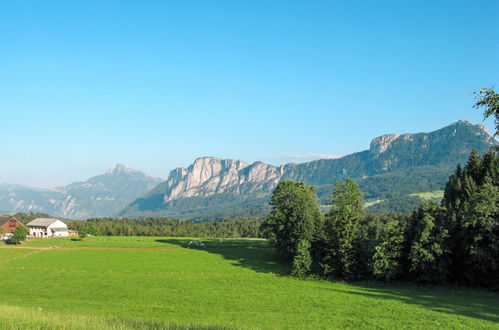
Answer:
[26, 218, 62, 227]
[51, 227, 68, 232]
[0, 216, 15, 226]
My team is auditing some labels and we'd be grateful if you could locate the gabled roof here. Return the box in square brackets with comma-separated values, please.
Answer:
[26, 218, 63, 227]
[51, 227, 68, 232]
[0, 216, 15, 226]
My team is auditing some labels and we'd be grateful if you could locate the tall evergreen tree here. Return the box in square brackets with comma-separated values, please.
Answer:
[460, 178, 499, 287]
[443, 148, 499, 287]
[324, 179, 367, 281]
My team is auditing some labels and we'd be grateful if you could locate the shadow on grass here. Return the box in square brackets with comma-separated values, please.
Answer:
[155, 238, 290, 275]
[325, 282, 499, 324]
[155, 238, 499, 324]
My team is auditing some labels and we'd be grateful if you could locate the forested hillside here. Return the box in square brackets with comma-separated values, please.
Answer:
[123, 121, 497, 218]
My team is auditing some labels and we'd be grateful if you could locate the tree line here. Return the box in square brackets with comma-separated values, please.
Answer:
[262, 147, 498, 289]
[66, 217, 265, 238]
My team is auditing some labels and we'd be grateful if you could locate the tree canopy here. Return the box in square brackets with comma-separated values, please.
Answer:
[474, 87, 499, 136]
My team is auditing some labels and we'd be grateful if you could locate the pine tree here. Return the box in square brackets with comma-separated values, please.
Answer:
[443, 148, 499, 287]
[461, 177, 499, 287]
[324, 179, 367, 281]
[292, 239, 313, 278]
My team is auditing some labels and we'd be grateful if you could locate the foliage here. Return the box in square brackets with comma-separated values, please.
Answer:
[262, 180, 324, 260]
[0, 226, 5, 235]
[323, 179, 368, 281]
[474, 87, 499, 136]
[79, 225, 102, 239]
[79, 229, 88, 240]
[67, 217, 265, 239]
[291, 239, 312, 278]
[264, 148, 498, 289]
[406, 201, 449, 283]
[444, 148, 499, 288]
[372, 219, 405, 280]
[12, 212, 51, 224]
[11, 225, 28, 244]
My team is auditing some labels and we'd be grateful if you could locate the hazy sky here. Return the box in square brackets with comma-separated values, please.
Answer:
[1, 0, 498, 187]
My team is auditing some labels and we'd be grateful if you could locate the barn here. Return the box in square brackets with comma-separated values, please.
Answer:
[0, 216, 23, 236]
[26, 218, 69, 238]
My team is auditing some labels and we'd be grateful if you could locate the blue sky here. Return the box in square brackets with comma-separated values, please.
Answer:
[1, 0, 498, 187]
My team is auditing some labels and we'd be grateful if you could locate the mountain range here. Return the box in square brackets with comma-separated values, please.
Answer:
[0, 164, 162, 219]
[121, 120, 497, 218]
[1, 121, 497, 219]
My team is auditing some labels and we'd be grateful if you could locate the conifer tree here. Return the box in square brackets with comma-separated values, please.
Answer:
[292, 239, 313, 278]
[324, 179, 367, 281]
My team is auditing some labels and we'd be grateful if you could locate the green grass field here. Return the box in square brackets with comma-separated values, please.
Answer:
[1, 237, 498, 329]
[409, 190, 445, 200]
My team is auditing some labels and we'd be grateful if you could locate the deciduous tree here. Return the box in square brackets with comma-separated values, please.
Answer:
[474, 87, 499, 136]
[262, 180, 324, 260]
[11, 226, 28, 245]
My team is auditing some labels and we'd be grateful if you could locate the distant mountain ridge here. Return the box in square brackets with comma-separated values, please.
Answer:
[0, 164, 162, 219]
[122, 121, 497, 218]
[1, 121, 496, 219]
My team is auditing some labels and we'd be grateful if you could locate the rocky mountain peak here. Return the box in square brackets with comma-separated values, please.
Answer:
[161, 157, 277, 202]
[107, 163, 139, 175]
[370, 134, 402, 154]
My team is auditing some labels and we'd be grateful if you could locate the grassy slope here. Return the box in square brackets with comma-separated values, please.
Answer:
[1, 237, 498, 329]
[409, 190, 445, 200]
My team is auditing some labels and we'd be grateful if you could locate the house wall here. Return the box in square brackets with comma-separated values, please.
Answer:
[29, 226, 48, 237]
[1, 217, 22, 233]
[29, 220, 69, 238]
[48, 221, 69, 237]
[47, 220, 68, 231]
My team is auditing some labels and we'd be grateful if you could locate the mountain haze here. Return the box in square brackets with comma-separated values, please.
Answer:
[122, 121, 497, 218]
[0, 164, 162, 219]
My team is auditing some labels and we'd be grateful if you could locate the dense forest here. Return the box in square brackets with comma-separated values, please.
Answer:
[68, 217, 264, 238]
[262, 148, 498, 289]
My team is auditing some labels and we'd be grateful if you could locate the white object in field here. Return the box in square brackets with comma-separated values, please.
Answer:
[188, 241, 205, 248]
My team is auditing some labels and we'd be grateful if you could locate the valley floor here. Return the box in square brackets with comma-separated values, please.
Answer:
[1, 237, 498, 329]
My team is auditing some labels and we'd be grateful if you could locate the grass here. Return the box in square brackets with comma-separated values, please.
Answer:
[364, 199, 384, 208]
[409, 190, 445, 200]
[1, 237, 498, 329]
[19, 236, 268, 248]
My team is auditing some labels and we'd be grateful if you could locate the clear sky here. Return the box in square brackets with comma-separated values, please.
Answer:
[1, 0, 498, 187]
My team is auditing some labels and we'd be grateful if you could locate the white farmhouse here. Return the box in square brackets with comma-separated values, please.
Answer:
[26, 218, 69, 238]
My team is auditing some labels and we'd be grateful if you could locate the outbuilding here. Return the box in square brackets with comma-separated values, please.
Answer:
[0, 216, 24, 240]
[26, 218, 69, 238]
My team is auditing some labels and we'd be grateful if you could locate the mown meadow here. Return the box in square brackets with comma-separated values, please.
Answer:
[0, 236, 498, 329]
